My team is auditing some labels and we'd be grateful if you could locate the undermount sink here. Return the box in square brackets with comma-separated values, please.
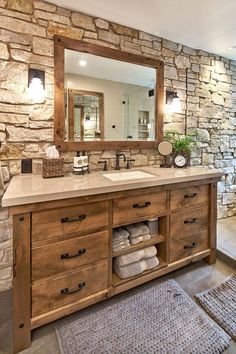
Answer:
[102, 170, 156, 182]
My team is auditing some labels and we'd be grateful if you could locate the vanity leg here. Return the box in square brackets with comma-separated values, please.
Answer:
[13, 213, 31, 353]
[205, 183, 217, 265]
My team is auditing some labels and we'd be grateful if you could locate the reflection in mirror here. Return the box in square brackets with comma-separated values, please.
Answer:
[66, 89, 104, 141]
[64, 49, 156, 142]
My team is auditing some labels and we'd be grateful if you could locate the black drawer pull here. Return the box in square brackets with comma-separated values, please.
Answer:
[184, 192, 197, 198]
[133, 201, 151, 209]
[61, 214, 86, 223]
[61, 282, 86, 295]
[61, 248, 86, 259]
[184, 242, 198, 249]
[184, 218, 198, 224]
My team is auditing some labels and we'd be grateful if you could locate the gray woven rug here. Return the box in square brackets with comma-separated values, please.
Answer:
[56, 279, 230, 354]
[196, 274, 236, 340]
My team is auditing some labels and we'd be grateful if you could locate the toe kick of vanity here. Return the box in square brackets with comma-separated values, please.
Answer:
[6, 172, 221, 354]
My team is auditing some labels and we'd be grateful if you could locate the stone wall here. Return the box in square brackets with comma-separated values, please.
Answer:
[0, 0, 236, 290]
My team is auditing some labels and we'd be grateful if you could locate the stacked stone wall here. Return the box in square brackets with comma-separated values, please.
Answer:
[0, 0, 236, 290]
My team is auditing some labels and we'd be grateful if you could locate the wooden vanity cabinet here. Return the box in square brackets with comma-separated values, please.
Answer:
[11, 179, 218, 353]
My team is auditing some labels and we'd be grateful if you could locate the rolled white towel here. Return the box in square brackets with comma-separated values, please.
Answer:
[124, 224, 140, 238]
[116, 245, 157, 267]
[114, 260, 142, 279]
[112, 243, 131, 252]
[114, 256, 159, 279]
[113, 228, 129, 241]
[130, 234, 151, 245]
[112, 239, 130, 246]
[134, 222, 150, 235]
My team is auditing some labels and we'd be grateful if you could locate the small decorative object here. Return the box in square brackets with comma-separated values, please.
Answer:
[172, 151, 189, 168]
[42, 146, 64, 178]
[73, 151, 90, 175]
[157, 140, 173, 168]
[164, 130, 196, 168]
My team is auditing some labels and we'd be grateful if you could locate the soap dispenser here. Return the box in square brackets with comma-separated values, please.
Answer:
[73, 151, 83, 174]
[82, 150, 89, 173]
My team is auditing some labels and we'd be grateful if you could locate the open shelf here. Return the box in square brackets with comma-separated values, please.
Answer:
[112, 257, 167, 287]
[112, 234, 165, 257]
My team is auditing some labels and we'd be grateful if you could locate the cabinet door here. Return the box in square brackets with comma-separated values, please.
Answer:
[170, 230, 209, 263]
[170, 206, 209, 239]
[32, 201, 109, 241]
[32, 261, 108, 317]
[170, 185, 209, 211]
[113, 191, 167, 226]
[32, 231, 109, 282]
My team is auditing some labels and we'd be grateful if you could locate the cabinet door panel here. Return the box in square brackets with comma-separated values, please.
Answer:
[32, 230, 109, 282]
[170, 185, 209, 211]
[170, 206, 209, 239]
[32, 201, 109, 241]
[113, 191, 167, 226]
[170, 230, 209, 262]
[32, 262, 108, 317]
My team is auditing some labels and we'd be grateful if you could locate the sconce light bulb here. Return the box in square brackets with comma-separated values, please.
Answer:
[79, 60, 87, 66]
[170, 96, 181, 113]
[28, 77, 45, 101]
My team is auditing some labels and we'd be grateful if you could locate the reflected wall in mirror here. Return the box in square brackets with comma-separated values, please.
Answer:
[66, 89, 104, 141]
[54, 37, 164, 150]
[64, 49, 156, 141]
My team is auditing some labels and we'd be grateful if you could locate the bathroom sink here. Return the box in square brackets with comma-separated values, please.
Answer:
[102, 170, 156, 182]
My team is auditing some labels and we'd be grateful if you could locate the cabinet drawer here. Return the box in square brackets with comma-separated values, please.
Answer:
[32, 261, 108, 317]
[32, 230, 109, 282]
[170, 230, 209, 263]
[170, 185, 209, 211]
[170, 206, 208, 239]
[32, 201, 109, 242]
[113, 191, 167, 226]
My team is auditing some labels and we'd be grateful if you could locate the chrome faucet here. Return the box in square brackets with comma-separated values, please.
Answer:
[115, 151, 126, 170]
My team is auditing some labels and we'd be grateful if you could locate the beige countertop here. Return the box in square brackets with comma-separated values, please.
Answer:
[2, 166, 223, 207]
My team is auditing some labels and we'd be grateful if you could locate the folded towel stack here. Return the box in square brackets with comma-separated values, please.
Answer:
[112, 228, 130, 252]
[125, 222, 151, 245]
[114, 245, 159, 279]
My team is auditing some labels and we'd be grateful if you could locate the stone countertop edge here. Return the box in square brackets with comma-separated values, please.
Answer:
[2, 167, 224, 208]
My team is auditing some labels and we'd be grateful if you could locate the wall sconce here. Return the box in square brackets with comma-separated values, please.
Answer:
[28, 68, 45, 101]
[166, 90, 181, 113]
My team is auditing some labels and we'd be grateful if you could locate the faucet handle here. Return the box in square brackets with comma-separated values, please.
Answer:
[126, 159, 135, 169]
[98, 160, 108, 171]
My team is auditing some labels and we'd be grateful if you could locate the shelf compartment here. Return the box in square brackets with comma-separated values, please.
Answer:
[112, 257, 167, 287]
[112, 234, 165, 258]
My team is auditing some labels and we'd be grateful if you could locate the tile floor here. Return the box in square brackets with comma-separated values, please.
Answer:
[218, 216, 236, 261]
[0, 258, 235, 354]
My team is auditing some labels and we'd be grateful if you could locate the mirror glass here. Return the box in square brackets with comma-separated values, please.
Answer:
[158, 140, 173, 156]
[64, 49, 156, 141]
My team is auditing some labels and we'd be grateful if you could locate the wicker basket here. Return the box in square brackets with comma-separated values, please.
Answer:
[42, 158, 64, 178]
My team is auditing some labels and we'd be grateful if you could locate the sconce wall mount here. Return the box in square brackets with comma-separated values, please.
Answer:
[28, 68, 45, 101]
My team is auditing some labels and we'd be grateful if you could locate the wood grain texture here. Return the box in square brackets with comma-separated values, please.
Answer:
[54, 36, 164, 151]
[169, 230, 209, 263]
[31, 289, 109, 329]
[32, 230, 109, 283]
[170, 206, 209, 239]
[32, 261, 108, 317]
[32, 200, 109, 241]
[205, 183, 217, 265]
[170, 184, 209, 211]
[113, 190, 167, 226]
[8, 180, 219, 352]
[13, 213, 31, 354]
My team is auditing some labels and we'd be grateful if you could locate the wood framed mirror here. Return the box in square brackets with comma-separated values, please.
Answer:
[54, 36, 164, 151]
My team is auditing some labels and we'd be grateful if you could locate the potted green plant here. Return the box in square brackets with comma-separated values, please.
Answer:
[164, 130, 196, 167]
